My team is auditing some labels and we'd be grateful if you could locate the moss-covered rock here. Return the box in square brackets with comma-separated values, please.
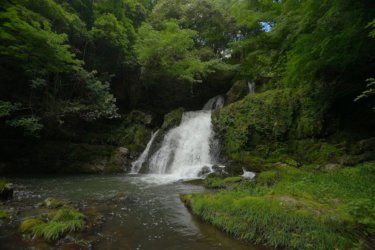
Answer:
[225, 80, 249, 105]
[160, 108, 184, 133]
[212, 88, 373, 171]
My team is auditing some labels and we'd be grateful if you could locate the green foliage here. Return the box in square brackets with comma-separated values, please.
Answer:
[184, 162, 375, 249]
[136, 20, 218, 84]
[6, 116, 43, 137]
[355, 78, 375, 111]
[89, 13, 134, 72]
[0, 101, 21, 118]
[0, 0, 120, 137]
[62, 69, 119, 121]
[0, 3, 82, 75]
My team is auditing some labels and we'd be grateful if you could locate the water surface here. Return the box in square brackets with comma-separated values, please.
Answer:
[1, 174, 264, 250]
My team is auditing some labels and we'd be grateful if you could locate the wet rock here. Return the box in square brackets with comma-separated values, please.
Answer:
[198, 166, 211, 177]
[43, 197, 70, 209]
[118, 147, 129, 156]
[0, 183, 14, 200]
[208, 165, 228, 177]
[112, 192, 129, 201]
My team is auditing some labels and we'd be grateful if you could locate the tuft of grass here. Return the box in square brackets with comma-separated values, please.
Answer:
[20, 207, 85, 241]
[183, 162, 375, 249]
[19, 218, 43, 233]
[32, 221, 70, 241]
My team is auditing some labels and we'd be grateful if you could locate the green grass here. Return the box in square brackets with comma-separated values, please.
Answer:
[20, 207, 85, 241]
[182, 162, 375, 249]
[19, 218, 43, 233]
[202, 176, 243, 189]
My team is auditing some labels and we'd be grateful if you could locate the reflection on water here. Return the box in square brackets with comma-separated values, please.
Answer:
[0, 174, 265, 250]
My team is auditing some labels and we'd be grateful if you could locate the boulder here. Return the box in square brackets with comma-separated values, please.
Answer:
[208, 165, 228, 177]
[198, 166, 211, 177]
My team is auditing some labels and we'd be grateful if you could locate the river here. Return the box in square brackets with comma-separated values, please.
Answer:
[0, 174, 263, 250]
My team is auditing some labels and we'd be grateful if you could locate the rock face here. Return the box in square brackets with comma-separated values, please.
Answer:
[0, 183, 13, 200]
[0, 142, 133, 174]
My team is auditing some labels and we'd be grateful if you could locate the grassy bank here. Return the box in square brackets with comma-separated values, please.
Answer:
[182, 162, 375, 249]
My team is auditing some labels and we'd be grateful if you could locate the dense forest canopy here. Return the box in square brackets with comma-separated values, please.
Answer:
[0, 0, 374, 139]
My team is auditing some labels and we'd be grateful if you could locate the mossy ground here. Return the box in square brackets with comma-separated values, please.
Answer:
[182, 162, 375, 249]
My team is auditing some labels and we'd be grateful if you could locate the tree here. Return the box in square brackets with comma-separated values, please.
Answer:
[136, 20, 221, 84]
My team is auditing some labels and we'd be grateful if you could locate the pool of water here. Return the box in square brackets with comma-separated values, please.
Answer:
[0, 174, 264, 250]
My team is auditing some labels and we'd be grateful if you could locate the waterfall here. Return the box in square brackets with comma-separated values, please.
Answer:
[130, 95, 223, 181]
[248, 81, 256, 93]
[203, 95, 225, 110]
[148, 111, 214, 178]
[130, 130, 159, 174]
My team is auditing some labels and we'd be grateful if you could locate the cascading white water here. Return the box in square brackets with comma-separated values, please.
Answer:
[130, 130, 159, 174]
[148, 111, 213, 178]
[203, 95, 225, 110]
[131, 95, 224, 183]
[248, 81, 256, 93]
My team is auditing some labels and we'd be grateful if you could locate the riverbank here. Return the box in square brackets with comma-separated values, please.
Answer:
[182, 161, 375, 249]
